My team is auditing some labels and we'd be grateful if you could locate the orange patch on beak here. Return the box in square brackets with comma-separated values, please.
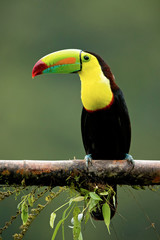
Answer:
[51, 57, 76, 67]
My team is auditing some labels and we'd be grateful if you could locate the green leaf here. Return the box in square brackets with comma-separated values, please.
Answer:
[51, 204, 74, 240]
[62, 206, 67, 240]
[100, 191, 108, 196]
[88, 198, 99, 212]
[72, 196, 84, 202]
[21, 202, 28, 225]
[50, 212, 56, 229]
[73, 206, 81, 240]
[17, 201, 22, 210]
[113, 196, 116, 207]
[102, 203, 111, 234]
[89, 192, 102, 201]
[84, 210, 90, 224]
[78, 231, 83, 240]
[52, 218, 64, 240]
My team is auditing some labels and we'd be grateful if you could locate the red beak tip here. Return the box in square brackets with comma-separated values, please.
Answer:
[32, 59, 48, 79]
[32, 69, 37, 78]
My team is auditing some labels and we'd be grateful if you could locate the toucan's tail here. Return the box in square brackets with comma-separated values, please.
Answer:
[91, 185, 117, 220]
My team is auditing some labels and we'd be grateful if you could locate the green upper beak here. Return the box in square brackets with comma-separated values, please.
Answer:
[32, 49, 82, 78]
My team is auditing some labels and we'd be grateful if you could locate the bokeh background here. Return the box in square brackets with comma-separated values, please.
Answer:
[1, 0, 160, 239]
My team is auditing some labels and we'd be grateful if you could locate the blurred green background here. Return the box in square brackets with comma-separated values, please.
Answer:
[0, 0, 160, 239]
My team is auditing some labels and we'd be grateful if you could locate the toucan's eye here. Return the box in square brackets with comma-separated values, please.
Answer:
[83, 55, 90, 61]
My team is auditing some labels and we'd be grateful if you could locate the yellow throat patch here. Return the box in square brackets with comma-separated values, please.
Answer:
[78, 53, 113, 111]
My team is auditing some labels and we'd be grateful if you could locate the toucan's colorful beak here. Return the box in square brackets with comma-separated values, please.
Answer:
[32, 49, 82, 78]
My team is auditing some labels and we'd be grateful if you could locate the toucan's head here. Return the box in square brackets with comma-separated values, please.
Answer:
[32, 49, 118, 111]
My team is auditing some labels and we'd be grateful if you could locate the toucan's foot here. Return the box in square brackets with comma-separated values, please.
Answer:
[85, 154, 92, 168]
[125, 153, 134, 165]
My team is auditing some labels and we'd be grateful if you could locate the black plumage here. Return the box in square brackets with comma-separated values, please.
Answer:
[81, 88, 131, 160]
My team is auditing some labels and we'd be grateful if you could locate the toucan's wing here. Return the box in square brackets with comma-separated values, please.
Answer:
[114, 88, 131, 154]
[81, 107, 90, 155]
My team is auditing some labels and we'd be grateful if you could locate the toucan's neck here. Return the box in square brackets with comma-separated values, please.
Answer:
[78, 64, 113, 112]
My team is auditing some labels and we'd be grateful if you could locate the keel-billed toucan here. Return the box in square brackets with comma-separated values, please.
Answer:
[32, 49, 131, 220]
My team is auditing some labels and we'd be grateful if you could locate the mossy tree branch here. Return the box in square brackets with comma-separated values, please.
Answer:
[0, 159, 160, 188]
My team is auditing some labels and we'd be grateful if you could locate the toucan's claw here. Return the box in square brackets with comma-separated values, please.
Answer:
[125, 153, 134, 165]
[85, 154, 92, 168]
